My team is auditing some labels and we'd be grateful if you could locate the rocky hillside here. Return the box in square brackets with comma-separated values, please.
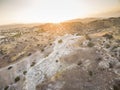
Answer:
[0, 17, 120, 90]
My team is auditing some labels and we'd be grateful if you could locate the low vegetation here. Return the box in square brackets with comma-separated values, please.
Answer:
[27, 53, 32, 56]
[12, 32, 21, 38]
[88, 71, 93, 76]
[77, 61, 82, 66]
[58, 39, 63, 43]
[87, 42, 94, 47]
[7, 66, 13, 70]
[14, 76, 20, 83]
[41, 48, 44, 52]
[23, 71, 27, 75]
[85, 34, 91, 40]
[31, 62, 36, 67]
[103, 34, 113, 39]
[4, 86, 9, 90]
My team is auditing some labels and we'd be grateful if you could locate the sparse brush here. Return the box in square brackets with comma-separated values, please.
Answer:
[41, 48, 44, 52]
[77, 61, 82, 66]
[23, 71, 27, 75]
[103, 34, 113, 39]
[105, 44, 110, 48]
[4, 86, 9, 90]
[88, 71, 93, 76]
[27, 53, 32, 56]
[8, 66, 12, 70]
[36, 28, 45, 33]
[58, 39, 63, 43]
[87, 42, 94, 47]
[31, 62, 36, 67]
[12, 33, 21, 38]
[85, 34, 91, 40]
[14, 76, 20, 83]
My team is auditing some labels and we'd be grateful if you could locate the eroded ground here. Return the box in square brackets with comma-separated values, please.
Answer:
[0, 17, 120, 90]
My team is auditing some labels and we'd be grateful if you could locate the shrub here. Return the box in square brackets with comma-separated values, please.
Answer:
[87, 42, 94, 47]
[58, 39, 63, 43]
[56, 60, 58, 63]
[77, 61, 82, 66]
[12, 33, 21, 38]
[85, 34, 91, 40]
[8, 66, 13, 70]
[111, 46, 118, 50]
[109, 63, 113, 68]
[41, 48, 44, 52]
[116, 39, 120, 43]
[36, 28, 45, 33]
[76, 33, 81, 36]
[49, 43, 52, 46]
[96, 57, 102, 61]
[88, 71, 93, 76]
[103, 34, 113, 39]
[0, 50, 4, 55]
[113, 79, 120, 90]
[4, 86, 9, 90]
[23, 71, 27, 75]
[14, 76, 20, 83]
[106, 44, 110, 48]
[27, 53, 32, 56]
[31, 62, 36, 67]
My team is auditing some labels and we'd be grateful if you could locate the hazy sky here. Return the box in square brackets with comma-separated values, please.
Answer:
[0, 0, 120, 25]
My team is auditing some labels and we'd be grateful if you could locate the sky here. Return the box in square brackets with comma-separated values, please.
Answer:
[0, 0, 120, 25]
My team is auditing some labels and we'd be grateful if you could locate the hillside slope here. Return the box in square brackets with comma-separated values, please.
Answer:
[0, 17, 120, 90]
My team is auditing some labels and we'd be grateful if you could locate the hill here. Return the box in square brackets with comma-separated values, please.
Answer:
[0, 17, 120, 90]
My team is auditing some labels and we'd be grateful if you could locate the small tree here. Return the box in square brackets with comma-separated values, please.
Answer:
[14, 76, 20, 83]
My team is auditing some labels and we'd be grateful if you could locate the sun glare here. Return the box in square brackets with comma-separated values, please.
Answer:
[0, 0, 119, 25]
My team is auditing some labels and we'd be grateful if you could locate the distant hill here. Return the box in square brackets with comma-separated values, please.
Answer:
[61, 17, 120, 34]
[32, 17, 120, 35]
[85, 17, 120, 30]
[0, 17, 120, 35]
[65, 18, 101, 23]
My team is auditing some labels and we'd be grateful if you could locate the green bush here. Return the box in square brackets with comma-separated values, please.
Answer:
[14, 76, 20, 83]
[23, 71, 27, 75]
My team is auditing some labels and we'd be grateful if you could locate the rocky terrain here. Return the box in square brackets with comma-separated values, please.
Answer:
[0, 17, 120, 90]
